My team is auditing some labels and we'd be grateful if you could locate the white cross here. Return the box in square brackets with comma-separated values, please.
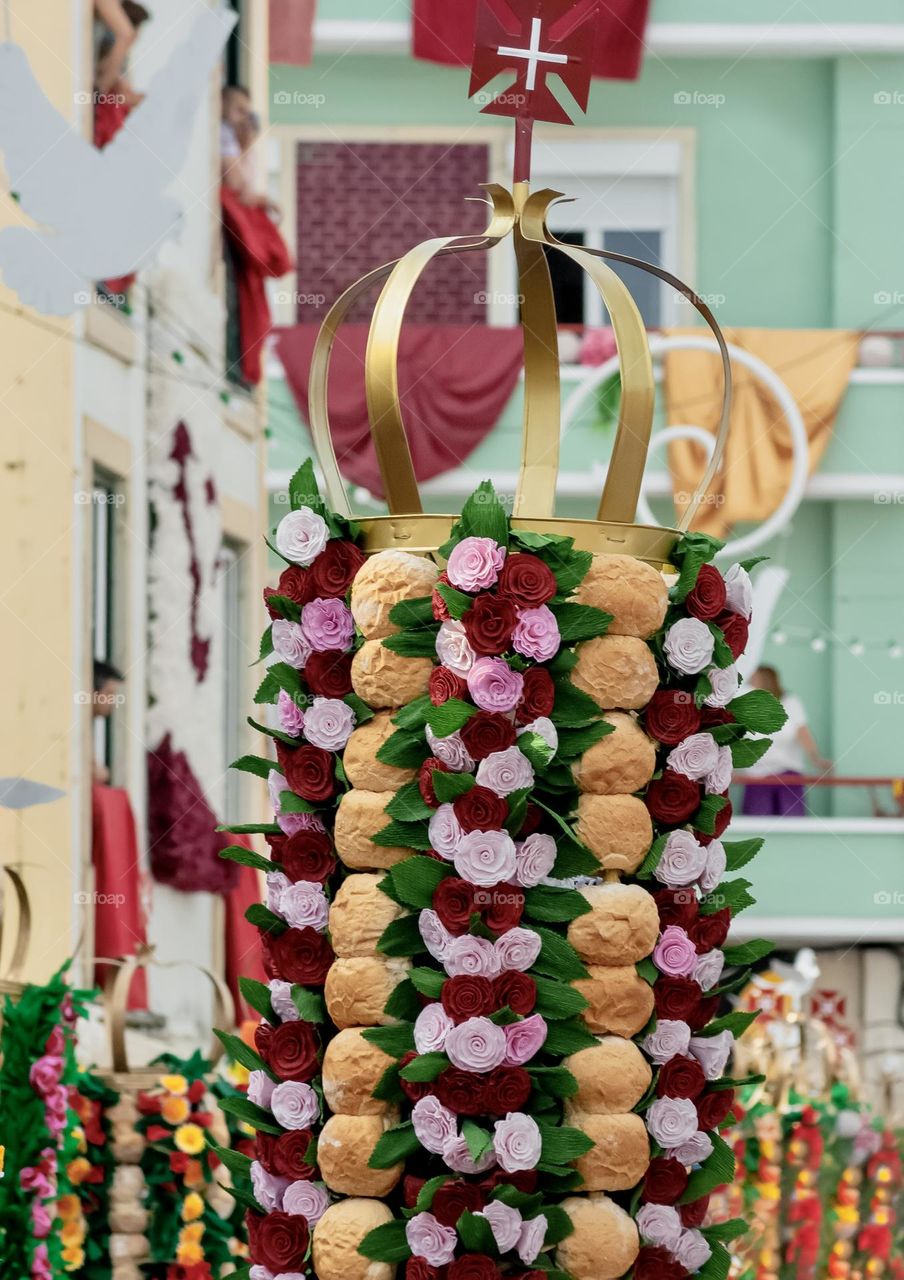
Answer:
[497, 17, 569, 93]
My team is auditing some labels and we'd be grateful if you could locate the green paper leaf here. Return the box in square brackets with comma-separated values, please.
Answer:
[730, 737, 772, 769]
[728, 689, 788, 735]
[451, 480, 510, 548]
[696, 1240, 732, 1280]
[551, 679, 602, 728]
[435, 581, 473, 620]
[386, 780, 435, 822]
[388, 596, 436, 629]
[432, 770, 475, 803]
[706, 621, 735, 669]
[518, 730, 556, 771]
[694, 793, 728, 837]
[528, 1066, 579, 1099]
[218, 821, 281, 835]
[368, 1120, 422, 1169]
[462, 1120, 494, 1163]
[722, 837, 764, 872]
[393, 694, 433, 731]
[220, 845, 274, 873]
[213, 1029, 274, 1079]
[425, 698, 477, 737]
[635, 833, 668, 879]
[532, 926, 589, 981]
[245, 903, 287, 935]
[555, 719, 615, 759]
[680, 1131, 736, 1203]
[208, 1136, 254, 1182]
[248, 714, 299, 746]
[383, 627, 440, 657]
[408, 967, 445, 999]
[378, 915, 427, 957]
[387, 855, 450, 908]
[538, 1122, 594, 1163]
[542, 1018, 598, 1056]
[399, 1052, 449, 1083]
[288, 459, 322, 513]
[253, 670, 282, 705]
[722, 939, 773, 968]
[699, 1009, 760, 1038]
[377, 727, 429, 770]
[230, 754, 274, 780]
[636, 955, 659, 985]
[374, 819, 433, 852]
[218, 1096, 282, 1135]
[279, 789, 316, 814]
[239, 977, 277, 1024]
[524, 886, 591, 924]
[362, 1024, 416, 1057]
[344, 691, 375, 724]
[671, 531, 723, 602]
[384, 979, 423, 1022]
[263, 592, 301, 622]
[702, 877, 756, 917]
[704, 1218, 749, 1243]
[550, 602, 613, 645]
[532, 976, 590, 1020]
[457, 1209, 498, 1255]
[358, 1219, 411, 1263]
[291, 986, 326, 1022]
[542, 1204, 576, 1245]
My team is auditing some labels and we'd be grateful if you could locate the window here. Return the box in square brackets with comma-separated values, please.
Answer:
[91, 471, 118, 778]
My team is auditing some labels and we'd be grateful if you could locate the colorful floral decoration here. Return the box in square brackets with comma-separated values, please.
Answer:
[217, 473, 786, 1280]
[61, 1070, 118, 1277]
[854, 1127, 904, 1279]
[0, 965, 88, 1279]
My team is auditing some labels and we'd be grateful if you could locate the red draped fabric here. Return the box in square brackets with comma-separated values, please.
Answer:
[275, 324, 525, 497]
[269, 0, 317, 65]
[92, 785, 148, 1010]
[224, 847, 268, 1019]
[413, 0, 651, 81]
[221, 186, 295, 385]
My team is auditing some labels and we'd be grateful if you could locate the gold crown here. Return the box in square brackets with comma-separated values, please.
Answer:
[307, 182, 732, 567]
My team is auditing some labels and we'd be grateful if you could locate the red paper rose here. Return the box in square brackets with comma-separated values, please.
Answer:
[643, 1155, 690, 1204]
[453, 785, 508, 833]
[436, 1068, 486, 1116]
[432, 878, 477, 936]
[398, 1051, 434, 1104]
[480, 1168, 538, 1195]
[700, 705, 735, 728]
[692, 907, 731, 953]
[430, 667, 467, 706]
[310, 539, 366, 598]
[432, 573, 452, 622]
[263, 588, 282, 621]
[696, 1088, 735, 1131]
[276, 565, 317, 608]
[635, 1245, 687, 1280]
[686, 563, 727, 621]
[716, 609, 750, 659]
[251, 1210, 309, 1273]
[654, 976, 703, 1024]
[460, 711, 517, 761]
[448, 1255, 499, 1280]
[442, 975, 495, 1020]
[279, 829, 337, 883]
[482, 885, 524, 934]
[484, 1066, 532, 1113]
[403, 1175, 427, 1207]
[653, 887, 699, 932]
[695, 796, 733, 843]
[497, 553, 557, 608]
[271, 1128, 317, 1180]
[419, 757, 450, 807]
[515, 666, 555, 725]
[431, 1179, 486, 1228]
[657, 1054, 706, 1100]
[276, 742, 337, 803]
[255, 1021, 274, 1059]
[645, 688, 702, 745]
[680, 1195, 710, 1228]
[462, 594, 518, 656]
[646, 770, 702, 825]
[305, 650, 354, 697]
[254, 1132, 280, 1176]
[493, 971, 537, 1015]
[266, 1020, 320, 1082]
[269, 926, 334, 986]
[407, 1260, 446, 1280]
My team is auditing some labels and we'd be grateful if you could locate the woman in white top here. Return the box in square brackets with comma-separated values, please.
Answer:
[741, 666, 832, 817]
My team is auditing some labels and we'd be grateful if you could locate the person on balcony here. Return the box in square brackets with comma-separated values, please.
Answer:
[741, 666, 832, 817]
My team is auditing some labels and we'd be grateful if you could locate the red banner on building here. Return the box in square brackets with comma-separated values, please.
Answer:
[413, 0, 651, 82]
[269, 0, 317, 66]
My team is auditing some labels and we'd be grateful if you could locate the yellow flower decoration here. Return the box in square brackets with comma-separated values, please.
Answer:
[174, 1123, 206, 1155]
[61, 1220, 86, 1247]
[176, 1241, 205, 1266]
[181, 1221, 206, 1244]
[160, 1073, 189, 1096]
[62, 1245, 85, 1271]
[227, 1061, 250, 1088]
[57, 1194, 81, 1221]
[161, 1095, 191, 1126]
[0, 1145, 5, 1176]
[66, 1157, 93, 1186]
[182, 1192, 205, 1222]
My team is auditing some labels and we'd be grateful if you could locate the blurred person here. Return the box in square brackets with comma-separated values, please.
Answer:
[741, 665, 832, 817]
[221, 83, 252, 182]
[92, 659, 123, 784]
[94, 1, 150, 112]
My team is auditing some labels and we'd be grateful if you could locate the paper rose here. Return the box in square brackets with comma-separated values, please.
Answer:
[503, 1014, 547, 1066]
[414, 1003, 455, 1055]
[428, 804, 465, 860]
[689, 1030, 734, 1080]
[248, 1070, 276, 1110]
[445, 1016, 508, 1072]
[426, 725, 475, 773]
[515, 833, 557, 888]
[704, 663, 740, 708]
[270, 1081, 320, 1130]
[283, 1180, 330, 1224]
[653, 926, 699, 978]
[405, 1213, 458, 1267]
[699, 839, 727, 894]
[267, 870, 292, 914]
[663, 618, 716, 676]
[419, 909, 454, 962]
[724, 563, 753, 619]
[446, 537, 506, 592]
[654, 830, 707, 889]
[301, 598, 354, 652]
[251, 1161, 289, 1213]
[279, 880, 329, 933]
[412, 1096, 458, 1155]
[480, 1199, 523, 1253]
[467, 657, 524, 714]
[512, 606, 560, 662]
[277, 689, 306, 737]
[454, 829, 517, 887]
[442, 1133, 498, 1175]
[517, 1213, 548, 1265]
[693, 948, 725, 991]
[269, 980, 301, 1023]
[272, 621, 312, 671]
[494, 1112, 542, 1172]
[636, 1204, 683, 1252]
[517, 716, 558, 753]
[667, 733, 720, 782]
[275, 507, 329, 567]
[674, 1229, 713, 1271]
[672, 1130, 714, 1165]
[646, 1096, 700, 1149]
[302, 697, 355, 752]
[436, 620, 476, 675]
[476, 746, 535, 797]
[494, 927, 542, 973]
[705, 745, 733, 795]
[444, 934, 501, 978]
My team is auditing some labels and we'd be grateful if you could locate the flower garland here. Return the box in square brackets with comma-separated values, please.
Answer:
[0, 966, 85, 1279]
[60, 1070, 118, 1276]
[854, 1128, 904, 1279]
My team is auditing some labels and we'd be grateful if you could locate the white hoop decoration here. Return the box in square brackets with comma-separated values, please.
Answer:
[561, 335, 810, 560]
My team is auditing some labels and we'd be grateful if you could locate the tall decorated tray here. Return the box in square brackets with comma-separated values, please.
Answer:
[214, 6, 784, 1279]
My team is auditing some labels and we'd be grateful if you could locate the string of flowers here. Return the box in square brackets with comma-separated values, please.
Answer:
[853, 1127, 904, 1279]
[60, 1070, 118, 1276]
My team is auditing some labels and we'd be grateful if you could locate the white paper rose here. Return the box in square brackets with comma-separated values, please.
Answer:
[275, 507, 330, 567]
[664, 617, 715, 676]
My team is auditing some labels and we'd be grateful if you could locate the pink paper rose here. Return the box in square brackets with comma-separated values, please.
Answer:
[301, 598, 354, 652]
[653, 926, 699, 978]
[446, 537, 506, 592]
[467, 657, 524, 714]
[512, 606, 560, 662]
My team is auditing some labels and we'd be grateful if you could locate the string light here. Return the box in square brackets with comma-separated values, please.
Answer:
[810, 636, 827, 653]
[769, 627, 904, 655]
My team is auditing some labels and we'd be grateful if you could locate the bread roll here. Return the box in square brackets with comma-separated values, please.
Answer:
[313, 1198, 398, 1280]
[575, 794, 653, 875]
[352, 639, 433, 709]
[572, 635, 659, 711]
[329, 874, 404, 957]
[351, 550, 439, 640]
[344, 710, 417, 791]
[567, 1112, 650, 1191]
[318, 1113, 402, 1197]
[573, 712, 656, 795]
[322, 1027, 395, 1116]
[325, 956, 410, 1029]
[335, 790, 409, 871]
[575, 554, 668, 639]
[564, 1037, 652, 1114]
[555, 1194, 639, 1280]
[567, 883, 659, 967]
[574, 965, 655, 1038]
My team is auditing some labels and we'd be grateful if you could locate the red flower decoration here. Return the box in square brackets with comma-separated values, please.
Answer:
[462, 594, 518, 656]
[692, 907, 731, 954]
[493, 971, 537, 1015]
[515, 666, 555, 724]
[268, 926, 334, 986]
[686, 564, 727, 621]
[656, 1054, 707, 1100]
[304, 650, 354, 698]
[430, 666, 468, 705]
[310, 539, 366, 598]
[644, 688, 701, 745]
[249, 1209, 309, 1273]
[431, 1179, 486, 1227]
[448, 1255, 499, 1280]
[442, 974, 496, 1020]
[653, 887, 699, 932]
[436, 1067, 486, 1116]
[432, 878, 477, 936]
[497, 553, 557, 608]
[419, 756, 450, 807]
[270, 1129, 317, 1180]
[634, 1245, 688, 1280]
[696, 1088, 735, 1132]
[266, 1020, 320, 1082]
[460, 711, 517, 761]
[278, 829, 337, 883]
[654, 976, 703, 1025]
[715, 609, 750, 659]
[646, 770, 702, 825]
[680, 1195, 710, 1228]
[484, 1066, 532, 1113]
[276, 743, 337, 804]
[643, 1156, 690, 1204]
[482, 884, 524, 934]
[453, 785, 508, 833]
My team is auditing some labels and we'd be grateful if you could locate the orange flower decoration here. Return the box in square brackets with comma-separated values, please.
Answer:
[161, 1095, 191, 1126]
[174, 1123, 206, 1155]
[66, 1157, 93, 1185]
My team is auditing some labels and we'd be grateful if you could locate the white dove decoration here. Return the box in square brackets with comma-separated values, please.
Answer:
[0, 5, 235, 316]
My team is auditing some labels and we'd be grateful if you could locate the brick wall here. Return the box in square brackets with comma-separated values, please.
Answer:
[295, 141, 491, 324]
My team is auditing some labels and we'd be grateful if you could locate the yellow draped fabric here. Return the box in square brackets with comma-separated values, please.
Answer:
[663, 328, 860, 537]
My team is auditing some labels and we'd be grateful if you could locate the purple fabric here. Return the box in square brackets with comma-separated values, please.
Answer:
[742, 774, 806, 817]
